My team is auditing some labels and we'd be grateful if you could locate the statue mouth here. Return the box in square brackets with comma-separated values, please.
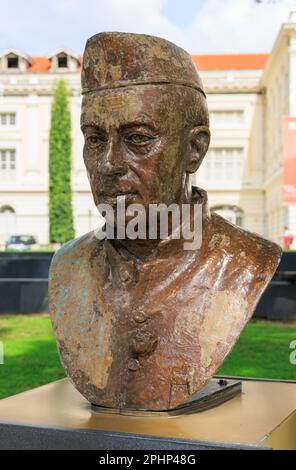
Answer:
[99, 189, 139, 198]
[98, 191, 140, 204]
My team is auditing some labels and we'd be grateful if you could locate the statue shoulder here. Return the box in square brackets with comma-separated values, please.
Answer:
[209, 212, 282, 278]
[49, 230, 101, 279]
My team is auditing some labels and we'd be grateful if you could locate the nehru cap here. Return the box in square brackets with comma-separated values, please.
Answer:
[81, 32, 206, 98]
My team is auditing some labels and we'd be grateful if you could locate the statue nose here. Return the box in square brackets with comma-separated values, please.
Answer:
[99, 160, 128, 176]
[98, 138, 128, 176]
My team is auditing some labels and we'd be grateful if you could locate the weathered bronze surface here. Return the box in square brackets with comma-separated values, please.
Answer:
[49, 32, 281, 411]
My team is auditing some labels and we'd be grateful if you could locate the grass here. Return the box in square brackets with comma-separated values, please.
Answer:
[218, 320, 296, 379]
[0, 315, 295, 400]
[0, 314, 65, 399]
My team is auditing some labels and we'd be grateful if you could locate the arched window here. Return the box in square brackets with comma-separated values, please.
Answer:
[211, 205, 244, 227]
[0, 205, 16, 240]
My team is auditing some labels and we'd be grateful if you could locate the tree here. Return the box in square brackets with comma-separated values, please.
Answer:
[49, 80, 75, 243]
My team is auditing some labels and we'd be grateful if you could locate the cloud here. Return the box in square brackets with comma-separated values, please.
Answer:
[0, 0, 295, 55]
[183, 0, 296, 53]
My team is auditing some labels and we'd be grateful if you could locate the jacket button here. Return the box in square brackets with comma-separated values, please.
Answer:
[130, 331, 158, 356]
[119, 267, 131, 282]
[127, 358, 140, 371]
[133, 310, 147, 323]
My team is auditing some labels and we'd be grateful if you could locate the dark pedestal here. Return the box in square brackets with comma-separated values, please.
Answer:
[0, 378, 295, 450]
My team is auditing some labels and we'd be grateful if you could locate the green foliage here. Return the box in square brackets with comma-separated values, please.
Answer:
[49, 80, 75, 243]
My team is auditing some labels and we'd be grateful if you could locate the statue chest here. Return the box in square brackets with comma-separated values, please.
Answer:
[49, 244, 249, 410]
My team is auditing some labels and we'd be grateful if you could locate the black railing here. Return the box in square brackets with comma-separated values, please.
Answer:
[254, 252, 296, 322]
[0, 251, 295, 320]
[0, 252, 53, 313]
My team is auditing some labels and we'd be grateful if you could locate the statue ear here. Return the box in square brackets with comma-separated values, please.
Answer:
[186, 126, 210, 174]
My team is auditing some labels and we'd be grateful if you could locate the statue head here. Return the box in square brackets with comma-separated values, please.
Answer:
[80, 32, 210, 214]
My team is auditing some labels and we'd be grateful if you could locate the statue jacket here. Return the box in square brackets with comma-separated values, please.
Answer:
[49, 187, 281, 410]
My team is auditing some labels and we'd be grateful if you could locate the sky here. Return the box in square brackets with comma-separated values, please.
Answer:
[1, 0, 296, 56]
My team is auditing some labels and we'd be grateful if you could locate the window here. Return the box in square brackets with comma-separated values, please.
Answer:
[0, 113, 16, 126]
[211, 205, 243, 227]
[0, 149, 16, 179]
[210, 110, 244, 126]
[201, 147, 244, 187]
[57, 54, 68, 68]
[7, 54, 19, 69]
[0, 205, 16, 239]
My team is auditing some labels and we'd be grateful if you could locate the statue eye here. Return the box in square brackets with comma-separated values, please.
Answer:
[126, 133, 153, 145]
[87, 133, 107, 146]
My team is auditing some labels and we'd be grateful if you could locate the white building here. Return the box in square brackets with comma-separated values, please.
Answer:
[1, 15, 296, 247]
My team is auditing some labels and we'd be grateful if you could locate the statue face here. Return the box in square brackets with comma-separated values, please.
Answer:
[81, 85, 197, 211]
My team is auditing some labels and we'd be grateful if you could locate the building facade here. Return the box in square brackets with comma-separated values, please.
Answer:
[1, 16, 296, 247]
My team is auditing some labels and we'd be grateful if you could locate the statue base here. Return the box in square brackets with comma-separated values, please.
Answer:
[0, 377, 295, 450]
[91, 378, 242, 416]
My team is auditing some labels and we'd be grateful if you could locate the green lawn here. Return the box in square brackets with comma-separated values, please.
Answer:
[0, 314, 65, 399]
[218, 320, 296, 379]
[0, 314, 295, 400]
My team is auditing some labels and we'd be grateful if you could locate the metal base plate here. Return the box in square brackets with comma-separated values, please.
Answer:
[91, 379, 242, 416]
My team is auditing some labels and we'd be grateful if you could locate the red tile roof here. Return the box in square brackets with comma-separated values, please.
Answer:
[25, 54, 269, 73]
[28, 57, 51, 72]
[192, 54, 269, 71]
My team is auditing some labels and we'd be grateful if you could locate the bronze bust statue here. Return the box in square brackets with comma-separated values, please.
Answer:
[49, 32, 281, 411]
